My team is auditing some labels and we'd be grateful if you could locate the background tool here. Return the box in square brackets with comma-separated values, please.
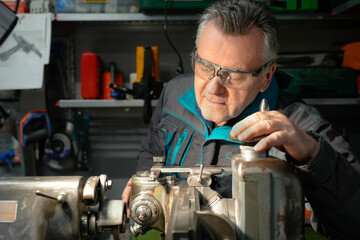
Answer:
[81, 52, 101, 99]
[0, 34, 42, 61]
[0, 149, 15, 171]
[102, 61, 124, 99]
[20, 109, 52, 175]
[44, 133, 73, 170]
[20, 109, 52, 147]
[133, 46, 163, 123]
[0, 104, 21, 170]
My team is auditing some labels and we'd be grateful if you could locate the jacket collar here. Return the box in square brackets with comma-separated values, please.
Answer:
[178, 77, 279, 139]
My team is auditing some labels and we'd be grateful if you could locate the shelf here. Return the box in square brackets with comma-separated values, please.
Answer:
[55, 13, 198, 22]
[58, 98, 360, 108]
[303, 98, 360, 105]
[54, 12, 360, 22]
[58, 99, 158, 108]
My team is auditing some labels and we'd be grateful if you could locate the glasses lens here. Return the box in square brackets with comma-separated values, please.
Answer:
[191, 54, 251, 86]
[219, 70, 248, 85]
[192, 56, 215, 80]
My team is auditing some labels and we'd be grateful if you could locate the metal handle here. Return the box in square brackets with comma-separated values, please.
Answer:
[35, 190, 66, 204]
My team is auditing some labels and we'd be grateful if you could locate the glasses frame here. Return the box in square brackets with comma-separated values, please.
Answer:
[190, 51, 273, 86]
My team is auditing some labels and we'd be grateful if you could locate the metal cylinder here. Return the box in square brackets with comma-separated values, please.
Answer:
[232, 146, 304, 240]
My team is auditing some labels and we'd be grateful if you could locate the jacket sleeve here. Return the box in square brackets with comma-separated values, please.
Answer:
[283, 101, 360, 240]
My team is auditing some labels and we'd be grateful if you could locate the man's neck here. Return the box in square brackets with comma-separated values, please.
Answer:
[214, 121, 227, 127]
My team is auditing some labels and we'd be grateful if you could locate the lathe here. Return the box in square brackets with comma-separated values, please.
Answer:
[0, 174, 126, 239]
[0, 142, 304, 239]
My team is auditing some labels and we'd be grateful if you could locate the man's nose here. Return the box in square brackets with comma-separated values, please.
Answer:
[206, 74, 225, 94]
[208, 72, 225, 86]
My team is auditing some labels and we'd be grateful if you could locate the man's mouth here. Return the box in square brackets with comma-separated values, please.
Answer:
[205, 97, 226, 106]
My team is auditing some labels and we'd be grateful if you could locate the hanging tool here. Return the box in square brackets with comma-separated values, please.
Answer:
[0, 34, 42, 61]
[132, 46, 163, 123]
[0, 149, 15, 171]
[102, 62, 125, 100]
[20, 109, 52, 147]
[108, 46, 163, 123]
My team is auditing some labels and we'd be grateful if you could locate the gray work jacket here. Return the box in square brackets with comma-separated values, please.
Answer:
[136, 73, 360, 240]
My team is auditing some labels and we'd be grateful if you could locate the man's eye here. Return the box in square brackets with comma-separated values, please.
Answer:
[200, 66, 213, 73]
[228, 73, 247, 82]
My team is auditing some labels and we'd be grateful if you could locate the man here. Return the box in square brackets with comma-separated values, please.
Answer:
[123, 0, 360, 239]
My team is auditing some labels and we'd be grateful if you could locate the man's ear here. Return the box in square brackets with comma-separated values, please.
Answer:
[260, 62, 277, 92]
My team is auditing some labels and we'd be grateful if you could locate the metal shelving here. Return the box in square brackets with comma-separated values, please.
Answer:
[55, 13, 198, 22]
[54, 12, 360, 22]
[54, 11, 360, 108]
[58, 99, 158, 108]
[58, 98, 359, 108]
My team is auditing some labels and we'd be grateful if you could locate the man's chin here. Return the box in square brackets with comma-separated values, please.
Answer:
[202, 112, 229, 124]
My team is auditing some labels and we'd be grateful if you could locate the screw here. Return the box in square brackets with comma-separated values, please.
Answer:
[106, 180, 113, 190]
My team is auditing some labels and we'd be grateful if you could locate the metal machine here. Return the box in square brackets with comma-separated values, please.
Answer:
[0, 174, 126, 239]
[129, 145, 304, 239]
[0, 146, 304, 240]
[0, 98, 304, 239]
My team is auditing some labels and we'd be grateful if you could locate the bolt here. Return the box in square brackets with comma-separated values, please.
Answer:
[138, 212, 147, 221]
[106, 180, 113, 190]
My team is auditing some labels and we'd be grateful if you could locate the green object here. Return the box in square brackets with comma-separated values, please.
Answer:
[282, 67, 358, 98]
[305, 226, 326, 240]
[131, 229, 163, 240]
[254, 0, 318, 11]
[139, 0, 215, 12]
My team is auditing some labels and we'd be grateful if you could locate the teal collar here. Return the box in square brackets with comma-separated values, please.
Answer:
[179, 77, 279, 139]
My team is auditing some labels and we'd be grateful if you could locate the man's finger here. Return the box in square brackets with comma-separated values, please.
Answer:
[230, 112, 267, 137]
[121, 178, 132, 217]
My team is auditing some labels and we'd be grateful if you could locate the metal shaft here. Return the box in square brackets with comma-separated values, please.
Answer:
[259, 98, 269, 112]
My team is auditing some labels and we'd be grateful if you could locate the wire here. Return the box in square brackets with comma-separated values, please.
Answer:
[164, 0, 184, 74]
[14, 0, 20, 13]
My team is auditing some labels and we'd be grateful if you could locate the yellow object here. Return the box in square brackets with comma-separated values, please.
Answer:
[135, 46, 161, 83]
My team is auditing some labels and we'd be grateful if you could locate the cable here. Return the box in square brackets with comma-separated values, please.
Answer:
[14, 0, 20, 13]
[164, 0, 184, 74]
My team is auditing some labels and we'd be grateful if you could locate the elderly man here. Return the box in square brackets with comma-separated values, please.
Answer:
[123, 0, 360, 239]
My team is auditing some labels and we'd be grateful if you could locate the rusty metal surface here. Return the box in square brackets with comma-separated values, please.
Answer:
[233, 149, 304, 239]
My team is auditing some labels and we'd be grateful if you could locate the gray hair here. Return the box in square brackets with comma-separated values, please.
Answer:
[196, 0, 280, 63]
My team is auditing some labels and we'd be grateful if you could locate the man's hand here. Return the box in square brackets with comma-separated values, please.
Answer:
[121, 178, 132, 217]
[229, 110, 319, 164]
